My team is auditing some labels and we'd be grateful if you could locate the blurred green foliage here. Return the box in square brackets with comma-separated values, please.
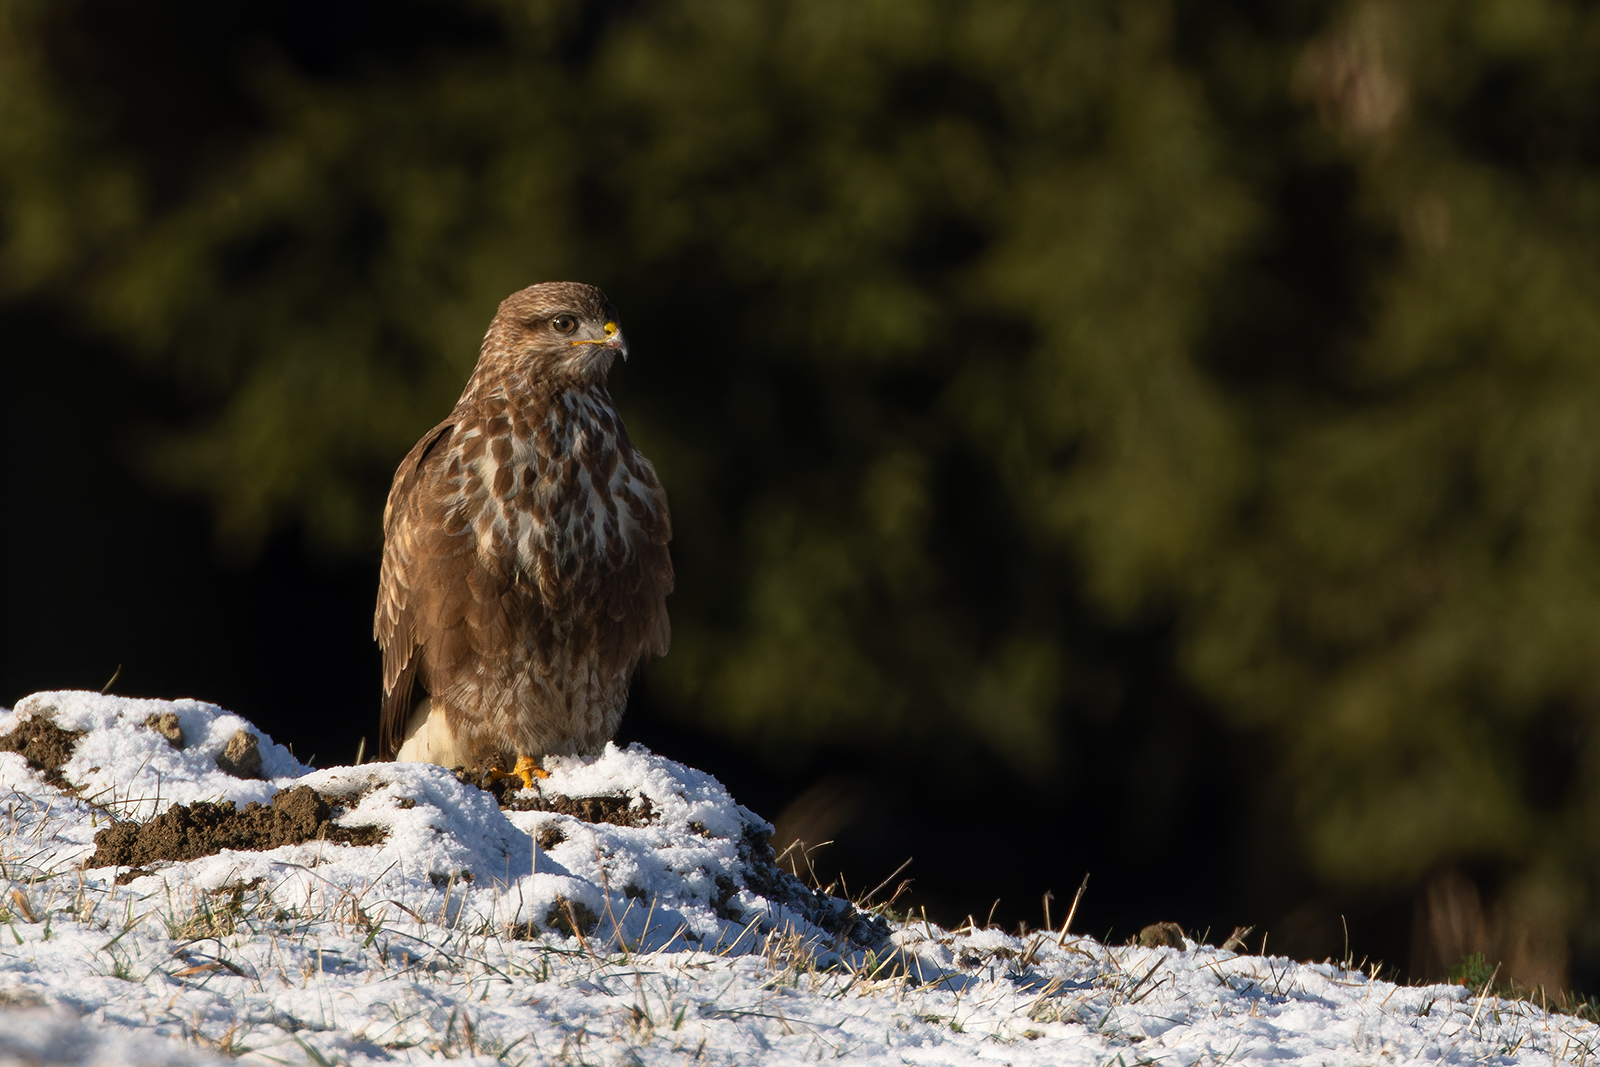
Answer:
[1450, 951, 1497, 990]
[5, 0, 1600, 982]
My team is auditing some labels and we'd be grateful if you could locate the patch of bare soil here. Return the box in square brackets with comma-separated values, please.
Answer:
[454, 769, 656, 826]
[0, 715, 85, 788]
[89, 785, 387, 883]
[507, 896, 600, 940]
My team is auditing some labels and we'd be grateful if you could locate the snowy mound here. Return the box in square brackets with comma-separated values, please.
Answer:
[0, 691, 1595, 1067]
[0, 691, 882, 958]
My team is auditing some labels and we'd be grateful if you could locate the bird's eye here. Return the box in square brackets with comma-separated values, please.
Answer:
[550, 314, 578, 335]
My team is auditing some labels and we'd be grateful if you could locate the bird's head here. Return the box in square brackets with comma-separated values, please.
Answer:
[476, 281, 629, 388]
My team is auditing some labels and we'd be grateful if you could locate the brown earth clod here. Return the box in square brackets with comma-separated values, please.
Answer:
[215, 729, 265, 779]
[535, 792, 655, 826]
[714, 874, 744, 921]
[144, 712, 185, 750]
[89, 785, 387, 881]
[0, 715, 85, 788]
[453, 768, 655, 826]
[505, 895, 600, 941]
[546, 896, 599, 938]
[1137, 922, 1188, 950]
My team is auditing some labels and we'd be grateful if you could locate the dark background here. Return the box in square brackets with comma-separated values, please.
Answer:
[5, 304, 1266, 948]
[3, 0, 1598, 996]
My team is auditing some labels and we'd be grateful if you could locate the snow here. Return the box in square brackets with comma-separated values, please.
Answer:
[0, 691, 1594, 1066]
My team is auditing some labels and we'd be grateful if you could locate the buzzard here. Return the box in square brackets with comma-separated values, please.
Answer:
[375, 282, 672, 786]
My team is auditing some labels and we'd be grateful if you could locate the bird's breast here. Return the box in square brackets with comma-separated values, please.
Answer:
[452, 393, 655, 597]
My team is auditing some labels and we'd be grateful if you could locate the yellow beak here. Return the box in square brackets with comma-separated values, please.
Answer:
[569, 321, 628, 360]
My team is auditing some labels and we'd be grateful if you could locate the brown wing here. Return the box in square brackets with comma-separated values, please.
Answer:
[594, 453, 674, 681]
[374, 420, 458, 759]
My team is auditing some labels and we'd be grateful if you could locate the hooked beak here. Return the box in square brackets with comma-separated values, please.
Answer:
[570, 320, 629, 361]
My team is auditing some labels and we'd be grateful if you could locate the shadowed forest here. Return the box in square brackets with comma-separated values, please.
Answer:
[3, 0, 1599, 995]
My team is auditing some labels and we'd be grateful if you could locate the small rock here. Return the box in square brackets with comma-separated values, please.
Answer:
[215, 729, 264, 779]
[143, 712, 185, 750]
[1137, 922, 1187, 949]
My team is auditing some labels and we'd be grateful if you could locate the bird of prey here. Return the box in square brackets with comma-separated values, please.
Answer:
[374, 282, 673, 787]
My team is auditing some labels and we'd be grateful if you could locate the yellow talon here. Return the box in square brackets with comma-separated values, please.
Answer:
[490, 754, 547, 790]
[515, 754, 547, 789]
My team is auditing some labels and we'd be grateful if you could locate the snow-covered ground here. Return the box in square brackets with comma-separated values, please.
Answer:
[0, 692, 1594, 1066]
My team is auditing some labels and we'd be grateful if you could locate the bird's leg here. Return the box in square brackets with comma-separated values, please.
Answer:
[488, 754, 548, 791]
[512, 753, 547, 789]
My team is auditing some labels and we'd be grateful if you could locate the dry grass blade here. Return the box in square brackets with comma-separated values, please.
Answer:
[858, 857, 912, 909]
[1056, 873, 1090, 946]
[1124, 958, 1165, 1004]
[9, 888, 39, 924]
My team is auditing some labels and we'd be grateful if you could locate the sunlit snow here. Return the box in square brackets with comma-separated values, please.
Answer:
[0, 691, 1594, 1066]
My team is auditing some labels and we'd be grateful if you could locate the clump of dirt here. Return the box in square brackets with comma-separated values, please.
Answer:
[545, 896, 599, 937]
[454, 767, 521, 799]
[144, 712, 185, 750]
[534, 792, 655, 826]
[215, 729, 265, 779]
[714, 874, 744, 921]
[505, 895, 600, 940]
[0, 714, 85, 788]
[427, 870, 474, 888]
[89, 785, 387, 882]
[1137, 921, 1187, 949]
[454, 769, 656, 826]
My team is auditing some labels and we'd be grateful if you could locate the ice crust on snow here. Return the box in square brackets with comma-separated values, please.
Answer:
[0, 691, 1596, 1067]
